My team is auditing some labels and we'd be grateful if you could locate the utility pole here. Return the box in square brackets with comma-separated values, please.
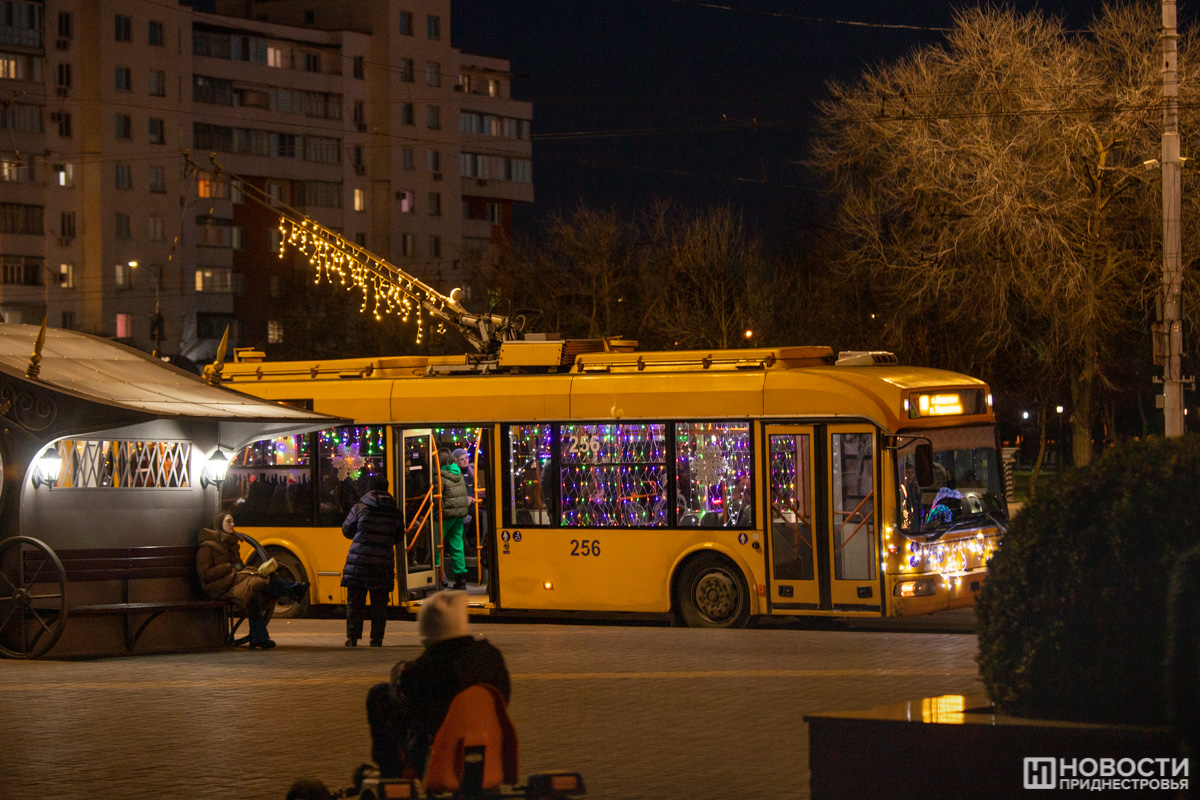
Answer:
[1161, 0, 1186, 436]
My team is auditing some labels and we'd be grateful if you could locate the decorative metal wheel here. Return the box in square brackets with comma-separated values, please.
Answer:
[0, 536, 68, 659]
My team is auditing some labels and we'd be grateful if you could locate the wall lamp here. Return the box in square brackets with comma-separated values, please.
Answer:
[201, 448, 228, 490]
[32, 446, 62, 489]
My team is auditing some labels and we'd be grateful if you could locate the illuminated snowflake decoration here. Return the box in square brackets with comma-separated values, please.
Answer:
[332, 442, 366, 481]
[692, 443, 727, 485]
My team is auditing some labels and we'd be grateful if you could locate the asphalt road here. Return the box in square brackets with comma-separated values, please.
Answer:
[0, 610, 980, 799]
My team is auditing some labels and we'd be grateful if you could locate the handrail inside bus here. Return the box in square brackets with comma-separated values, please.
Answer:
[833, 491, 875, 556]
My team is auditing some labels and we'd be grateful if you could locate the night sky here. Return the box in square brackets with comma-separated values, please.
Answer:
[450, 0, 1164, 245]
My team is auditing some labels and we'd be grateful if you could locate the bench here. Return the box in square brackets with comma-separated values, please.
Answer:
[21, 545, 228, 654]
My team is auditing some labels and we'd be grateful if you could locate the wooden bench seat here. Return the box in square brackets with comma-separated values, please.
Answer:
[22, 545, 228, 654]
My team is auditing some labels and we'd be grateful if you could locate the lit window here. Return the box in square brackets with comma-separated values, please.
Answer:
[267, 320, 283, 344]
[57, 164, 75, 187]
[59, 263, 74, 289]
[267, 46, 286, 68]
[398, 190, 414, 213]
[676, 422, 753, 527]
[114, 262, 132, 289]
[354, 188, 365, 212]
[115, 313, 133, 338]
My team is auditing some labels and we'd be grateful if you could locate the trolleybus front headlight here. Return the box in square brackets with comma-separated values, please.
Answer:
[894, 579, 936, 597]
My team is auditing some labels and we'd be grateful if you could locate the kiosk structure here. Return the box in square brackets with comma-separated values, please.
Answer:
[0, 323, 334, 658]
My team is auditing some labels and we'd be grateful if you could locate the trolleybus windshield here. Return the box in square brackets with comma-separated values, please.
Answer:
[895, 425, 1006, 536]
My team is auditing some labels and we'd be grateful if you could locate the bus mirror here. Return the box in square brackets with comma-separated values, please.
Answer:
[915, 443, 934, 487]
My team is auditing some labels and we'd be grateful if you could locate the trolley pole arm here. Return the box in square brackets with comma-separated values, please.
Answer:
[183, 151, 519, 353]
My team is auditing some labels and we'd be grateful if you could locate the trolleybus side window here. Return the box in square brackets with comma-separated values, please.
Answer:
[832, 432, 876, 581]
[316, 426, 386, 526]
[559, 423, 667, 528]
[225, 434, 313, 526]
[508, 424, 554, 526]
[675, 421, 753, 528]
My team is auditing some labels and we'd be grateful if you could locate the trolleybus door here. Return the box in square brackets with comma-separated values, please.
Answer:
[397, 429, 439, 597]
[765, 426, 821, 607]
[826, 424, 881, 610]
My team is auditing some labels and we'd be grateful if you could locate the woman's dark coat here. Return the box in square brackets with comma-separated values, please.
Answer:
[341, 490, 404, 589]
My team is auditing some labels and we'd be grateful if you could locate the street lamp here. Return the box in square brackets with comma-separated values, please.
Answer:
[130, 262, 164, 356]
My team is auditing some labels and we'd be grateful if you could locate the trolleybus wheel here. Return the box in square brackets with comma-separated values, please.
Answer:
[265, 549, 310, 619]
[675, 553, 751, 629]
[0, 536, 68, 659]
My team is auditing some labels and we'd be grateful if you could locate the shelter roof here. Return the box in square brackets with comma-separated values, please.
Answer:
[0, 324, 326, 423]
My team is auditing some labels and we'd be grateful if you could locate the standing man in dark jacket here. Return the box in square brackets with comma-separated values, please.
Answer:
[342, 476, 404, 647]
[365, 590, 510, 778]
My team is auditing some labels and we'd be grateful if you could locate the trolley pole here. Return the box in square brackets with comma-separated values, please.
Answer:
[1161, 0, 1186, 436]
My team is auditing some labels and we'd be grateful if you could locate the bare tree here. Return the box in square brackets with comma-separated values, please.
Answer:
[810, 5, 1200, 466]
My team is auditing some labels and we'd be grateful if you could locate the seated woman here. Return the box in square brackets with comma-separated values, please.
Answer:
[196, 512, 308, 649]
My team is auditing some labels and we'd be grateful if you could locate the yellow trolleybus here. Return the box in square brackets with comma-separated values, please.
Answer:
[214, 340, 1004, 627]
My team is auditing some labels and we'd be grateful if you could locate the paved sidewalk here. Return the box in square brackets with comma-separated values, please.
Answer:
[0, 616, 983, 799]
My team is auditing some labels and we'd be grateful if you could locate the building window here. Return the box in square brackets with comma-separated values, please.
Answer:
[353, 55, 365, 79]
[401, 233, 414, 257]
[197, 176, 229, 199]
[115, 313, 133, 338]
[303, 52, 321, 73]
[0, 203, 42, 235]
[267, 320, 283, 344]
[399, 11, 413, 35]
[400, 103, 413, 126]
[267, 46, 286, 68]
[115, 113, 131, 139]
[148, 20, 164, 46]
[147, 215, 164, 241]
[54, 112, 71, 137]
[115, 213, 132, 240]
[60, 211, 75, 239]
[426, 105, 440, 130]
[425, 61, 441, 87]
[149, 118, 165, 144]
[56, 164, 74, 187]
[114, 262, 132, 288]
[428, 150, 440, 173]
[0, 155, 28, 182]
[269, 275, 283, 299]
[427, 15, 440, 40]
[58, 11, 72, 39]
[194, 268, 232, 292]
[398, 58, 413, 83]
[352, 101, 365, 128]
[148, 69, 166, 97]
[428, 192, 441, 216]
[59, 263, 74, 288]
[115, 14, 131, 43]
[149, 166, 165, 193]
[429, 235, 441, 258]
[57, 62, 71, 89]
[402, 147, 414, 170]
[398, 190, 414, 213]
[487, 202, 501, 224]
[115, 162, 131, 189]
[353, 188, 365, 212]
[460, 152, 483, 178]
[354, 232, 366, 246]
[115, 66, 131, 91]
[61, 310, 75, 329]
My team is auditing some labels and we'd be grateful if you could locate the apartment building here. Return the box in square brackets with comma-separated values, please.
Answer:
[0, 0, 532, 360]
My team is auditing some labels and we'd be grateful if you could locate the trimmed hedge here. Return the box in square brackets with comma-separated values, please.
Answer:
[976, 435, 1200, 724]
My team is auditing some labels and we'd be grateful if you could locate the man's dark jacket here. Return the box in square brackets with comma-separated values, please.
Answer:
[382, 636, 510, 776]
[341, 490, 403, 589]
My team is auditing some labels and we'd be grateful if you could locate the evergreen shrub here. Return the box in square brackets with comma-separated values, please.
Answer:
[976, 435, 1200, 724]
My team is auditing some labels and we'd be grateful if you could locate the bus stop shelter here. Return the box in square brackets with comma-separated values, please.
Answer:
[0, 323, 337, 658]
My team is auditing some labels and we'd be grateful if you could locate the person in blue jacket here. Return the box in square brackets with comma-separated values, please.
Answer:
[342, 476, 404, 646]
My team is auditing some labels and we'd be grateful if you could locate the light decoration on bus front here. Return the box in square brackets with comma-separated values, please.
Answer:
[893, 531, 998, 589]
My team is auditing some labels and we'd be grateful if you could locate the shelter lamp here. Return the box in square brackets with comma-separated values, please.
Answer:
[201, 447, 229, 490]
[31, 446, 62, 489]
